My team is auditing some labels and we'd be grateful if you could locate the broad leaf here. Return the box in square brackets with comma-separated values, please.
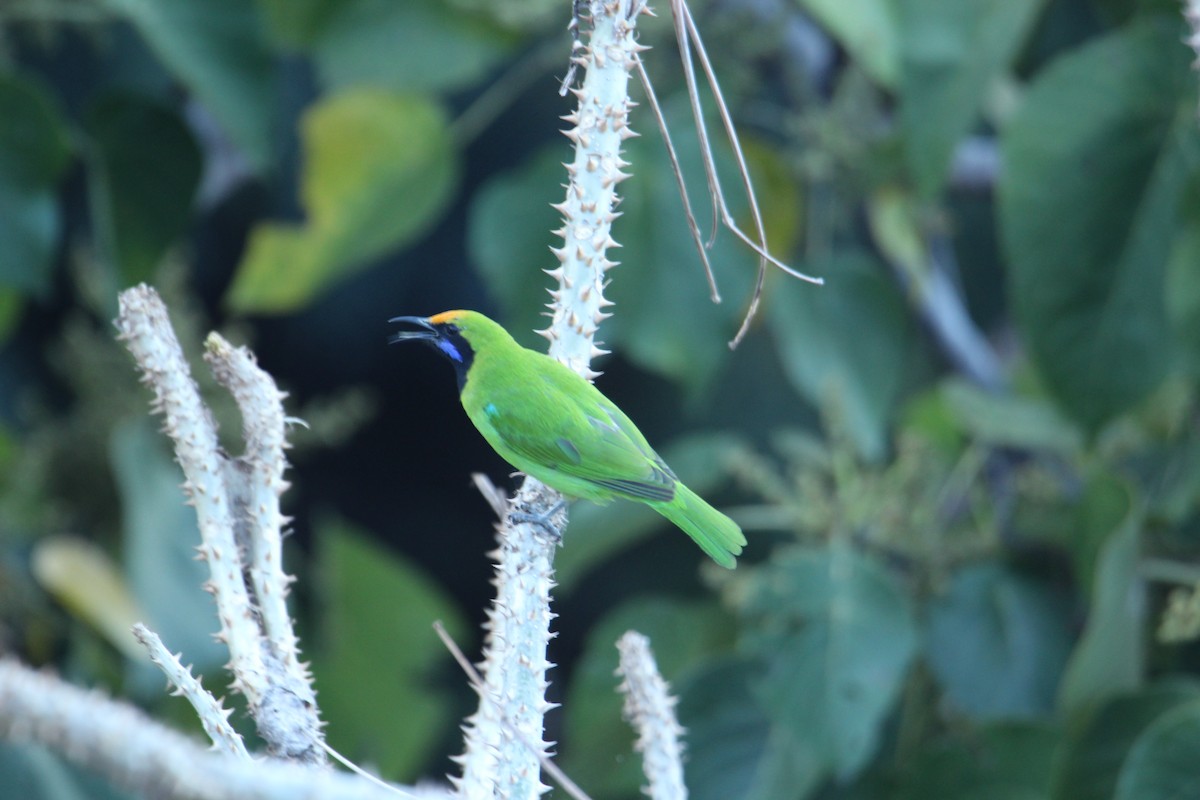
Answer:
[770, 251, 915, 461]
[1000, 18, 1198, 428]
[897, 0, 1044, 195]
[0, 743, 132, 800]
[313, 0, 519, 93]
[1165, 211, 1200, 371]
[735, 542, 918, 786]
[927, 563, 1073, 720]
[676, 657, 777, 800]
[939, 378, 1083, 454]
[254, 0, 338, 48]
[30, 535, 146, 661]
[0, 291, 20, 344]
[897, 722, 1061, 800]
[313, 519, 468, 782]
[1058, 476, 1143, 714]
[1055, 683, 1200, 800]
[796, 0, 900, 88]
[1115, 700, 1200, 800]
[84, 93, 201, 285]
[0, 73, 71, 298]
[228, 90, 458, 313]
[103, 0, 278, 171]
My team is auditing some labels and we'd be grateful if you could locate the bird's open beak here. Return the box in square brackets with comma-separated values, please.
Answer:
[388, 316, 438, 344]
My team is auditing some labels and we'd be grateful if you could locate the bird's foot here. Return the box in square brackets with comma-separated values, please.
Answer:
[509, 499, 567, 541]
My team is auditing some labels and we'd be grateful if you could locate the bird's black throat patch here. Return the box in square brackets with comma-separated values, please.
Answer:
[434, 325, 475, 391]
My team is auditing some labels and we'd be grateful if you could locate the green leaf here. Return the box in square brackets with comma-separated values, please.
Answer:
[735, 542, 918, 784]
[559, 597, 735, 798]
[0, 74, 71, 187]
[0, 743, 132, 800]
[103, 0, 278, 171]
[555, 434, 744, 588]
[796, 0, 900, 88]
[770, 251, 915, 461]
[939, 378, 1084, 454]
[1165, 212, 1200, 370]
[84, 93, 201, 285]
[1055, 683, 1200, 800]
[255, 0, 338, 48]
[675, 657, 776, 800]
[1115, 700, 1200, 800]
[1058, 477, 1143, 714]
[897, 0, 1044, 195]
[0, 290, 21, 344]
[897, 722, 1061, 800]
[228, 90, 458, 313]
[111, 418, 225, 690]
[0, 73, 71, 297]
[927, 563, 1073, 720]
[999, 18, 1198, 429]
[313, 519, 468, 782]
[313, 0, 519, 93]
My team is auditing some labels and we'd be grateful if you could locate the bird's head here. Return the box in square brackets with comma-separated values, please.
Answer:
[389, 310, 511, 389]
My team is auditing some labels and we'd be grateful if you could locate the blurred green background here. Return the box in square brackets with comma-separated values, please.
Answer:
[2, 0, 1200, 797]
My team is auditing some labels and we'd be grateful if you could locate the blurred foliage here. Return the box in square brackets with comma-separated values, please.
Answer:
[1, 0, 1200, 798]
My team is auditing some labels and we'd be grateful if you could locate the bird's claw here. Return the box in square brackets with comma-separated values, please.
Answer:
[508, 499, 567, 541]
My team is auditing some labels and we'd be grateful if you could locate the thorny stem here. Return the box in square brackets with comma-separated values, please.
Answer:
[616, 632, 689, 800]
[115, 285, 324, 764]
[436, 622, 593, 800]
[132, 624, 249, 759]
[456, 2, 648, 798]
[0, 661, 438, 800]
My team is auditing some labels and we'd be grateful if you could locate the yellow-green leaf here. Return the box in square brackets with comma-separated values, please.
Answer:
[227, 90, 458, 314]
[32, 535, 147, 660]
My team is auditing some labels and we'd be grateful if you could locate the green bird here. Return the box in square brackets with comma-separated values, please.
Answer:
[389, 310, 746, 568]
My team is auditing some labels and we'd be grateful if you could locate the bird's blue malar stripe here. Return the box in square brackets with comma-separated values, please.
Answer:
[484, 402, 499, 417]
[437, 338, 464, 363]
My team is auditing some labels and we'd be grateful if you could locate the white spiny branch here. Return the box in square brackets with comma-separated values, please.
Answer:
[538, 0, 644, 379]
[133, 624, 249, 758]
[114, 286, 272, 709]
[455, 480, 564, 800]
[436, 622, 593, 800]
[457, 2, 648, 797]
[616, 631, 688, 800]
[204, 333, 299, 666]
[205, 332, 323, 760]
[0, 660, 446, 800]
[115, 284, 324, 764]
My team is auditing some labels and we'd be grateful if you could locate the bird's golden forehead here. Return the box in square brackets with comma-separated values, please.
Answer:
[429, 310, 466, 325]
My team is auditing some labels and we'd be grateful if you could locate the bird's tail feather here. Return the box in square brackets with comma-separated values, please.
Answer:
[655, 484, 746, 569]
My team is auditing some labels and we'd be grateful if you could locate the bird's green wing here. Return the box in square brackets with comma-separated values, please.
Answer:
[470, 355, 676, 502]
